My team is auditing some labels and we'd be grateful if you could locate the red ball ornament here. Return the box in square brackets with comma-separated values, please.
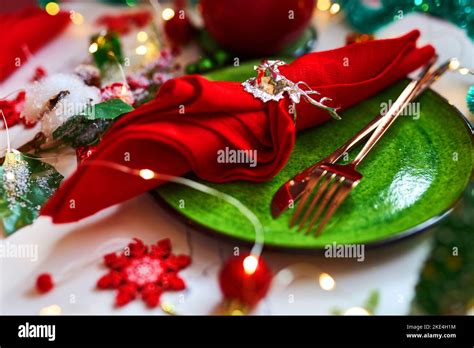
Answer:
[164, 0, 195, 49]
[200, 0, 316, 57]
[219, 254, 272, 307]
[36, 273, 54, 294]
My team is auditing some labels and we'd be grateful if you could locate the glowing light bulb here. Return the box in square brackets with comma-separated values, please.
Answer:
[344, 307, 370, 315]
[231, 309, 244, 316]
[449, 58, 460, 70]
[136, 45, 148, 55]
[45, 2, 60, 16]
[317, 0, 331, 11]
[243, 255, 259, 275]
[161, 302, 176, 314]
[137, 31, 149, 42]
[329, 3, 341, 14]
[139, 169, 155, 180]
[89, 43, 98, 54]
[39, 304, 62, 315]
[70, 11, 84, 25]
[319, 272, 336, 291]
[162, 8, 175, 21]
[459, 68, 470, 75]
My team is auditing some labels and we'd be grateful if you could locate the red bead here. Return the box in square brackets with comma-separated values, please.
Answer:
[36, 273, 54, 293]
[219, 254, 272, 307]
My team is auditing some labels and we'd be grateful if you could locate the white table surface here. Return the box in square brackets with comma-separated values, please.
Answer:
[0, 3, 473, 315]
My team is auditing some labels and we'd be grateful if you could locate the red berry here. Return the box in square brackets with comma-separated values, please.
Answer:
[219, 254, 272, 307]
[36, 273, 54, 294]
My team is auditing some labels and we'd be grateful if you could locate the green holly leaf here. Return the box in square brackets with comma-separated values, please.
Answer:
[0, 151, 63, 235]
[82, 98, 134, 120]
[52, 99, 134, 147]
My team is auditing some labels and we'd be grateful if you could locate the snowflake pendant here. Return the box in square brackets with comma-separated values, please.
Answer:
[97, 238, 191, 309]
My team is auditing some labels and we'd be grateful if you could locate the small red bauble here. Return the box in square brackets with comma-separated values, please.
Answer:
[200, 0, 315, 57]
[164, 7, 195, 49]
[36, 273, 54, 293]
[219, 254, 272, 307]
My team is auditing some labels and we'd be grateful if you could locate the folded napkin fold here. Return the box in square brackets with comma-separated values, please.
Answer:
[41, 30, 434, 223]
[0, 8, 70, 82]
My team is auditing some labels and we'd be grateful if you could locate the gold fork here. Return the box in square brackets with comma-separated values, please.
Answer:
[290, 58, 451, 236]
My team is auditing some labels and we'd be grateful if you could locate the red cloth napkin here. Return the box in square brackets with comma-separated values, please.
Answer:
[0, 8, 70, 82]
[42, 30, 434, 223]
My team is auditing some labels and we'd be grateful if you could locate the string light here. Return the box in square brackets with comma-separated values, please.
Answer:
[344, 307, 370, 315]
[39, 304, 62, 315]
[45, 2, 60, 16]
[88, 43, 98, 54]
[162, 8, 175, 21]
[231, 308, 245, 316]
[70, 11, 84, 25]
[318, 272, 336, 291]
[448, 58, 473, 75]
[139, 169, 155, 180]
[243, 255, 259, 275]
[137, 31, 149, 42]
[161, 302, 176, 314]
[81, 160, 264, 256]
[329, 3, 341, 14]
[135, 45, 148, 56]
[449, 58, 461, 70]
[317, 0, 332, 11]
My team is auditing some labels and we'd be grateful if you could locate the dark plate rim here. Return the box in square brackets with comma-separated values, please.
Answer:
[150, 88, 474, 253]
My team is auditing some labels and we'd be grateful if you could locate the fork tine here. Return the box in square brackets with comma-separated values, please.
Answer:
[314, 183, 353, 236]
[305, 176, 345, 235]
[296, 172, 335, 232]
[289, 170, 326, 228]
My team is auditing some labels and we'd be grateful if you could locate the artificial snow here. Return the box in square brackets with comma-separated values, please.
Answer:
[21, 73, 100, 138]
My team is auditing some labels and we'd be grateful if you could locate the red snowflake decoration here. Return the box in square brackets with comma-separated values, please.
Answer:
[97, 238, 191, 308]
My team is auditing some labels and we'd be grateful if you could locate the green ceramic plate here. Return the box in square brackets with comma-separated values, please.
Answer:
[153, 63, 473, 251]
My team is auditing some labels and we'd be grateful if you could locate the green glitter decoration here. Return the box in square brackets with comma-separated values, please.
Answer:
[338, 0, 474, 41]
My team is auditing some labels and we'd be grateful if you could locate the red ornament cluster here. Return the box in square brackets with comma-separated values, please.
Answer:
[97, 238, 191, 308]
[219, 254, 272, 307]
